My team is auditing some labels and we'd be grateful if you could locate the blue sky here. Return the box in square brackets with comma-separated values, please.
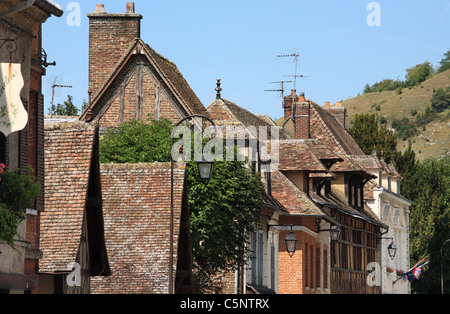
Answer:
[42, 0, 450, 120]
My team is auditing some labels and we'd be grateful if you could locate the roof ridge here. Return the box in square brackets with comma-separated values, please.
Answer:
[100, 162, 184, 171]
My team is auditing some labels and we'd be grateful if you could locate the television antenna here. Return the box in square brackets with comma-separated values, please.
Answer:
[265, 80, 294, 109]
[49, 76, 72, 118]
[277, 51, 307, 120]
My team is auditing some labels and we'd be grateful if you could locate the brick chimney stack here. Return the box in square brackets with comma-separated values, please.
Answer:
[88, 3, 143, 96]
[325, 102, 346, 127]
[284, 90, 310, 139]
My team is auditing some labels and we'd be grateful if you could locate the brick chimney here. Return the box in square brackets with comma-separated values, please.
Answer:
[326, 102, 346, 127]
[284, 90, 310, 139]
[87, 3, 143, 96]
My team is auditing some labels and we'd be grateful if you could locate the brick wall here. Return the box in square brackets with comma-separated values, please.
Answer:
[88, 4, 142, 96]
[98, 70, 180, 129]
[283, 90, 310, 139]
[277, 216, 329, 294]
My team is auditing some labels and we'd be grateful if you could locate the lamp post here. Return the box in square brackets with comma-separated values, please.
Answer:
[441, 239, 450, 294]
[169, 114, 217, 294]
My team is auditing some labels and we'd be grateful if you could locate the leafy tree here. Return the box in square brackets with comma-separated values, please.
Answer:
[393, 140, 418, 199]
[430, 87, 450, 113]
[0, 166, 40, 247]
[408, 157, 450, 294]
[99, 118, 264, 293]
[48, 95, 79, 116]
[99, 118, 173, 164]
[348, 113, 397, 163]
[437, 49, 450, 73]
[405, 62, 433, 87]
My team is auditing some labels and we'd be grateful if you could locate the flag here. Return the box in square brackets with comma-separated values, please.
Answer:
[413, 267, 421, 280]
[401, 255, 429, 283]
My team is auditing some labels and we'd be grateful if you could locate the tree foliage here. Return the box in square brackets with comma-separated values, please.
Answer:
[99, 118, 265, 293]
[99, 118, 173, 164]
[430, 87, 450, 113]
[437, 49, 450, 74]
[405, 62, 433, 87]
[348, 113, 397, 163]
[48, 95, 80, 116]
[0, 167, 40, 247]
[407, 157, 450, 294]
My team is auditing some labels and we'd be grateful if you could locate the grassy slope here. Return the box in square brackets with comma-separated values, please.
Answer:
[342, 69, 450, 160]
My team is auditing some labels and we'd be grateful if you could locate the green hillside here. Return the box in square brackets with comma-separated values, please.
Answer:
[342, 68, 450, 160]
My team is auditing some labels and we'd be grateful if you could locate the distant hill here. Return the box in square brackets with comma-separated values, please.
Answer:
[342, 69, 450, 160]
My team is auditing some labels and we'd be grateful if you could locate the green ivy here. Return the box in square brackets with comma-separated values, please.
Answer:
[0, 167, 40, 247]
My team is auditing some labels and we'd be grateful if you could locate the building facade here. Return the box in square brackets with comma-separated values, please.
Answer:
[0, 0, 62, 294]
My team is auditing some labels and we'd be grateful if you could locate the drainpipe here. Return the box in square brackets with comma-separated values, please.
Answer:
[0, 0, 36, 19]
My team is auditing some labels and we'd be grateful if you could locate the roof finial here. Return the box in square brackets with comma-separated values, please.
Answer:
[215, 79, 222, 99]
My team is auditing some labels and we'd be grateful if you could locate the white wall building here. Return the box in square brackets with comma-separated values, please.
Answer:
[359, 155, 412, 294]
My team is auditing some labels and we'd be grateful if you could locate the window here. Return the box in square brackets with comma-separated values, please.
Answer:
[270, 242, 275, 290]
[316, 247, 321, 288]
[251, 230, 264, 287]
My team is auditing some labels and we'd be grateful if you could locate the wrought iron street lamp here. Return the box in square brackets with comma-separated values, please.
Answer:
[316, 220, 341, 242]
[169, 114, 217, 294]
[387, 241, 397, 260]
[285, 225, 298, 258]
[196, 156, 215, 180]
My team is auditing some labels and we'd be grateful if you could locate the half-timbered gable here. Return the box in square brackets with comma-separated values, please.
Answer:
[80, 4, 208, 128]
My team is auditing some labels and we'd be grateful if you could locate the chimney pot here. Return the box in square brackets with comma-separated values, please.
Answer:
[94, 4, 106, 14]
[126, 2, 135, 13]
[298, 92, 306, 102]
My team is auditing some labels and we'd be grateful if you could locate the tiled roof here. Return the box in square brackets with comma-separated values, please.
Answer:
[277, 140, 329, 172]
[90, 162, 186, 294]
[310, 190, 386, 228]
[309, 101, 365, 156]
[271, 170, 324, 216]
[80, 39, 208, 121]
[207, 98, 290, 140]
[40, 121, 98, 273]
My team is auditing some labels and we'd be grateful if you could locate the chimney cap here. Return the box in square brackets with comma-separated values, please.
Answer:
[93, 4, 107, 14]
[126, 2, 135, 13]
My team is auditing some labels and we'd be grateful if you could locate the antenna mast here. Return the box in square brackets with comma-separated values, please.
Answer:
[265, 80, 293, 109]
[277, 52, 307, 120]
[50, 79, 73, 118]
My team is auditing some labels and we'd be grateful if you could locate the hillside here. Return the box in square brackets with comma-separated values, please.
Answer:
[342, 69, 450, 160]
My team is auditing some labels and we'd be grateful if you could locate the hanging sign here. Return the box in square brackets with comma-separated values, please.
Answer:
[0, 63, 27, 137]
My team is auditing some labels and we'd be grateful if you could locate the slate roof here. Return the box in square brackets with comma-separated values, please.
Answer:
[40, 121, 102, 273]
[90, 162, 186, 294]
[80, 38, 208, 121]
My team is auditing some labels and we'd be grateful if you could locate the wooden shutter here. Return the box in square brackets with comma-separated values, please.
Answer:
[36, 93, 44, 211]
